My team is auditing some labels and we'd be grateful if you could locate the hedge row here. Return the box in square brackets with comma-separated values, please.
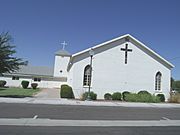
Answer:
[0, 80, 38, 89]
[124, 93, 160, 103]
[104, 91, 165, 103]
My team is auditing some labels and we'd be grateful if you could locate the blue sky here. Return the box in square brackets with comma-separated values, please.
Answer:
[0, 0, 180, 79]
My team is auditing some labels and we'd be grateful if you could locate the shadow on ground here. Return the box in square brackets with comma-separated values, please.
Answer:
[0, 95, 32, 98]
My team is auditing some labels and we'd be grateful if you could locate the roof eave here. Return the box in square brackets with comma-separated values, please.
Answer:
[127, 34, 174, 68]
[71, 34, 174, 69]
[55, 53, 72, 57]
[72, 34, 129, 57]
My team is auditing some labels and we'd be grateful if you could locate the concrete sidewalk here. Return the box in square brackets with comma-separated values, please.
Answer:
[34, 88, 60, 99]
[0, 97, 180, 108]
[1, 118, 180, 127]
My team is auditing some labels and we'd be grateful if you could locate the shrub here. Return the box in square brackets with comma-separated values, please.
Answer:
[169, 93, 180, 103]
[152, 95, 161, 103]
[138, 90, 151, 95]
[60, 84, 74, 99]
[156, 94, 165, 102]
[138, 93, 153, 102]
[125, 93, 160, 103]
[104, 93, 112, 100]
[31, 83, 38, 89]
[82, 91, 97, 100]
[0, 80, 6, 87]
[21, 80, 29, 89]
[112, 92, 122, 101]
[122, 91, 130, 101]
[124, 93, 138, 102]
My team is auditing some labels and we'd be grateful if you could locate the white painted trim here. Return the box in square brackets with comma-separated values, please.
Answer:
[72, 34, 128, 57]
[129, 34, 174, 68]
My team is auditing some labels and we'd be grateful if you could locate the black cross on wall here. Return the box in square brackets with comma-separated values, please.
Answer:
[121, 44, 132, 64]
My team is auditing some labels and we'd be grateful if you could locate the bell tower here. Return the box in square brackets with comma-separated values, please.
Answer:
[53, 41, 71, 77]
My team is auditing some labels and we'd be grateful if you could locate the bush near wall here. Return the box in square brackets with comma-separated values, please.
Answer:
[138, 90, 151, 95]
[82, 91, 97, 100]
[125, 92, 160, 103]
[156, 94, 165, 102]
[0, 80, 6, 87]
[104, 93, 112, 100]
[112, 92, 122, 101]
[21, 80, 29, 89]
[122, 91, 130, 101]
[60, 84, 74, 99]
[31, 83, 38, 89]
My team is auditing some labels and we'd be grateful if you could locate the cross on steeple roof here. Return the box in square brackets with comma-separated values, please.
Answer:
[61, 41, 67, 50]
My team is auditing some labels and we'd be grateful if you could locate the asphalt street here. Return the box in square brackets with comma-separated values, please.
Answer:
[0, 126, 180, 135]
[1, 103, 180, 135]
[0, 103, 180, 120]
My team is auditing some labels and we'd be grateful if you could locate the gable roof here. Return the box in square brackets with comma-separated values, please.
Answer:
[4, 66, 54, 77]
[71, 34, 174, 68]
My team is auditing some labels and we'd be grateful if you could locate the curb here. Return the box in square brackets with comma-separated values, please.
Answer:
[0, 97, 180, 108]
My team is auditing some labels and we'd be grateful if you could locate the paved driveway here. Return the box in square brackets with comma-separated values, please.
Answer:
[34, 88, 60, 98]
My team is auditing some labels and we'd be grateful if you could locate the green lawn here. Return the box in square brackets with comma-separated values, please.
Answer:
[0, 87, 40, 98]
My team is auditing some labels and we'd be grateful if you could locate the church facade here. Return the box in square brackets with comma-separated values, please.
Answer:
[1, 34, 174, 100]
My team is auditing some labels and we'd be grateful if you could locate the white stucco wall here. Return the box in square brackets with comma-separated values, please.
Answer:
[0, 76, 66, 89]
[53, 55, 70, 77]
[70, 40, 171, 100]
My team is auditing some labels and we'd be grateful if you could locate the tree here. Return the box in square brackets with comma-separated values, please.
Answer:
[171, 77, 180, 93]
[174, 81, 180, 93]
[0, 32, 28, 75]
[171, 77, 175, 89]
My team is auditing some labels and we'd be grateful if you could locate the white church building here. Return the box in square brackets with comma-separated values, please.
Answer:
[0, 34, 174, 100]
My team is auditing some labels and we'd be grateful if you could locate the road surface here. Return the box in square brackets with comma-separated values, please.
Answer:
[0, 103, 180, 135]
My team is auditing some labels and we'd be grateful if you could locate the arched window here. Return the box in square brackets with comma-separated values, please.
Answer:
[83, 65, 91, 86]
[155, 72, 162, 91]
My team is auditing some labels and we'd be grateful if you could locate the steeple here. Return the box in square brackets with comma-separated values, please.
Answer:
[55, 41, 71, 56]
[53, 41, 71, 77]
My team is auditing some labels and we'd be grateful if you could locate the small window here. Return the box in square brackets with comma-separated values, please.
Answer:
[33, 77, 41, 82]
[155, 72, 162, 91]
[83, 65, 91, 86]
[12, 76, 19, 80]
